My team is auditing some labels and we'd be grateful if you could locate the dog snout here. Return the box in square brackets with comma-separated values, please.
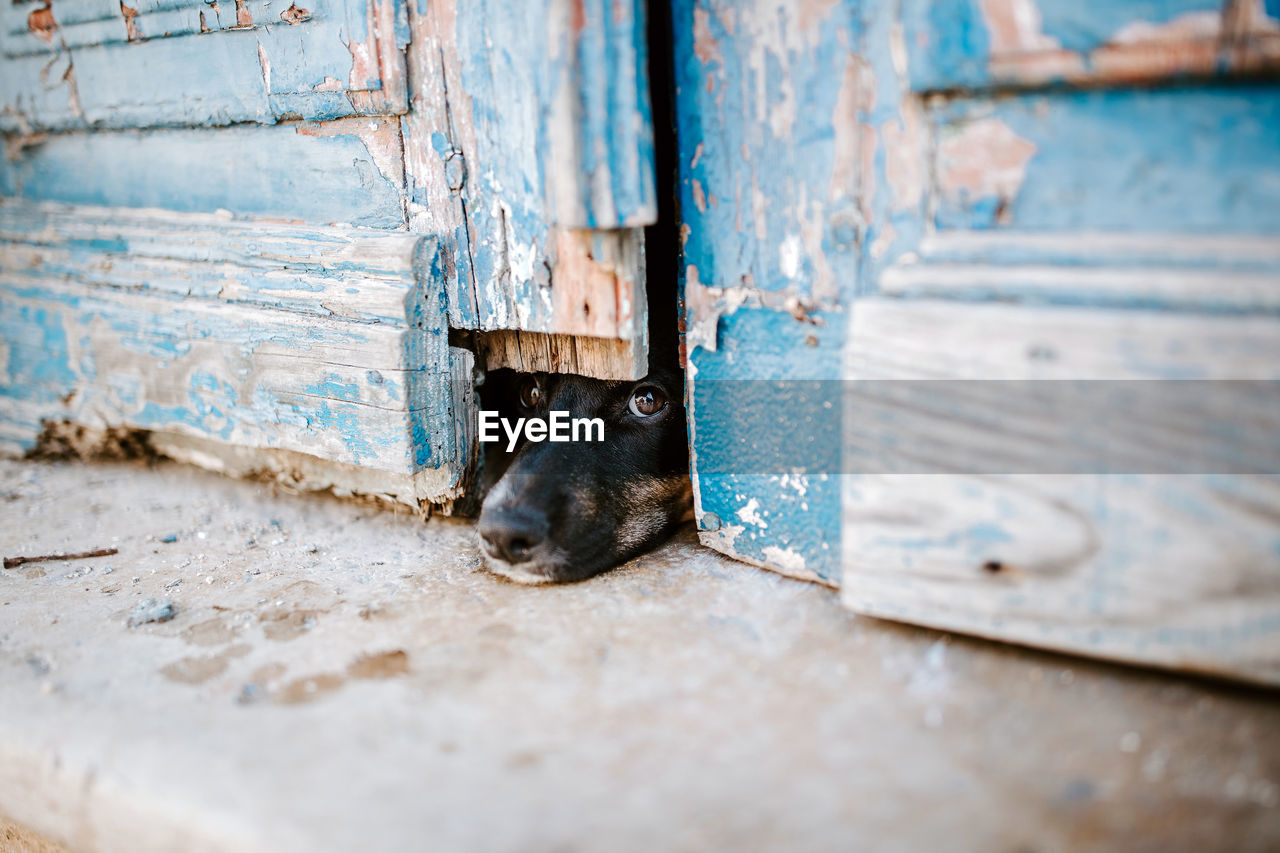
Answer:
[478, 507, 549, 564]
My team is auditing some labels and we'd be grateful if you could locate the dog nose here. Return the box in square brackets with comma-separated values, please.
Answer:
[478, 509, 548, 564]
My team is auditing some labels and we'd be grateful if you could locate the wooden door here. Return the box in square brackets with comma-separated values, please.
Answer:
[0, 0, 658, 511]
[674, 0, 1280, 684]
[401, 0, 657, 380]
[840, 0, 1280, 685]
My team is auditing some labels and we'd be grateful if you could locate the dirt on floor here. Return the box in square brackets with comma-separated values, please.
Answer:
[1, 458, 1278, 853]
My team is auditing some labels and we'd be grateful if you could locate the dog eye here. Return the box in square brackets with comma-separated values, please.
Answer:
[629, 386, 666, 417]
[518, 377, 542, 410]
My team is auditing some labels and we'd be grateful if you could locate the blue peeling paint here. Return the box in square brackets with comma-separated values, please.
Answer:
[1, 0, 408, 132]
[0, 222, 460, 476]
[0, 301, 79, 404]
[686, 308, 849, 582]
[902, 0, 1228, 90]
[901, 1, 991, 92]
[675, 0, 865, 582]
[934, 87, 1280, 235]
[1036, 0, 1219, 54]
[303, 374, 362, 403]
[675, 0, 862, 300]
[434, 0, 656, 330]
[6, 124, 405, 229]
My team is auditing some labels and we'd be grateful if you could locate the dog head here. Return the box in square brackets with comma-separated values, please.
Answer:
[476, 367, 691, 584]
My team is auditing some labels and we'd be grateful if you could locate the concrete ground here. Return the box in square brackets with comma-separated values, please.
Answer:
[1, 458, 1278, 853]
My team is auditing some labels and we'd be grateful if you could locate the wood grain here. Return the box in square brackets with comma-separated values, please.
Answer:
[840, 299, 1280, 685]
[476, 330, 645, 381]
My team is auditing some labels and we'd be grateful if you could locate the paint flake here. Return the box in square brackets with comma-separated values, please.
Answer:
[736, 498, 768, 529]
[761, 545, 806, 573]
[27, 2, 57, 43]
[937, 118, 1037, 216]
[280, 4, 312, 25]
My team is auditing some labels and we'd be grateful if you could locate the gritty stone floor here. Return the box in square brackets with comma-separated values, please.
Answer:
[1, 457, 1278, 853]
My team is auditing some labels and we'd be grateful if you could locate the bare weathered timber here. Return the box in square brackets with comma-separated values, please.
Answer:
[475, 330, 645, 382]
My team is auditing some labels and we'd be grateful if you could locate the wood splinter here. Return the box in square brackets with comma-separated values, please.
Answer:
[4, 548, 119, 569]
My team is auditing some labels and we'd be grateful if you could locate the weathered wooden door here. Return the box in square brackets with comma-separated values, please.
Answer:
[674, 0, 1280, 684]
[401, 0, 657, 380]
[1, 0, 656, 509]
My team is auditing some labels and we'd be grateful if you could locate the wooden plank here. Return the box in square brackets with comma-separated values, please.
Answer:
[0, 203, 471, 509]
[685, 306, 847, 585]
[842, 474, 1280, 685]
[881, 231, 1280, 312]
[672, 0, 868, 581]
[0, 200, 422, 321]
[904, 231, 1280, 272]
[0, 121, 407, 229]
[475, 330, 645, 381]
[0, 281, 425, 465]
[846, 299, 1280, 380]
[881, 264, 1280, 312]
[901, 0, 1280, 91]
[0, 0, 408, 132]
[412, 0, 654, 232]
[149, 346, 477, 510]
[400, 0, 477, 330]
[840, 299, 1280, 685]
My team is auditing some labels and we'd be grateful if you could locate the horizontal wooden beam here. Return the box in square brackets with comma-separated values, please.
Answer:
[474, 329, 646, 381]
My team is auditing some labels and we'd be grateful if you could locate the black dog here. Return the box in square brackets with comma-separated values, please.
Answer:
[476, 366, 691, 583]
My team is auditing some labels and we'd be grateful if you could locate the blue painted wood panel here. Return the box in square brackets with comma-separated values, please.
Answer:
[901, 0, 1280, 91]
[673, 0, 865, 583]
[397, 0, 656, 350]
[675, 0, 1280, 610]
[0, 0, 408, 132]
[0, 201, 471, 505]
[931, 87, 1280, 234]
[673, 0, 861, 305]
[687, 308, 844, 583]
[0, 119, 407, 229]
[838, 298, 1280, 684]
[436, 0, 655, 232]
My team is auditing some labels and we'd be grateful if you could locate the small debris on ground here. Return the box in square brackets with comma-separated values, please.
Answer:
[4, 547, 119, 569]
[237, 683, 263, 705]
[159, 534, 178, 544]
[25, 654, 51, 676]
[127, 597, 177, 628]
